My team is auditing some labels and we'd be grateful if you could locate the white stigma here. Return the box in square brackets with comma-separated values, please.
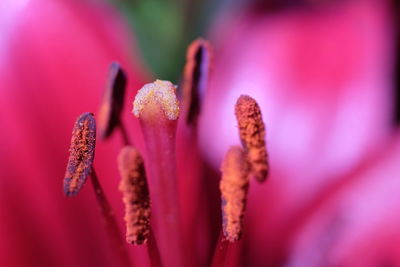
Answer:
[133, 80, 180, 120]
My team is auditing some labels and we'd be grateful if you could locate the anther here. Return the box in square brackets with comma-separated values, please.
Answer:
[235, 95, 269, 182]
[118, 146, 151, 245]
[220, 146, 250, 242]
[98, 62, 127, 139]
[63, 112, 96, 196]
[182, 38, 213, 124]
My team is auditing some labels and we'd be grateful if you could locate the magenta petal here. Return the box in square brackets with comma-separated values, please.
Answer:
[0, 0, 148, 266]
[201, 0, 394, 183]
[286, 134, 400, 266]
[199, 0, 395, 265]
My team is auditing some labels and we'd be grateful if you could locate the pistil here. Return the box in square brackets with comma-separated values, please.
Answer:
[133, 80, 185, 267]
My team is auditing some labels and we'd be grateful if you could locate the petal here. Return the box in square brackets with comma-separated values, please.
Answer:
[199, 0, 395, 265]
[0, 0, 148, 266]
[286, 134, 400, 266]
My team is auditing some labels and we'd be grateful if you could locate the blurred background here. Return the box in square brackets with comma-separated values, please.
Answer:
[108, 0, 223, 81]
[107, 0, 400, 123]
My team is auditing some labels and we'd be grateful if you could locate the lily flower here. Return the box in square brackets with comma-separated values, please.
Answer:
[0, 0, 398, 266]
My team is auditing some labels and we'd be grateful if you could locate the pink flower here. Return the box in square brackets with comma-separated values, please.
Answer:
[1, 0, 398, 266]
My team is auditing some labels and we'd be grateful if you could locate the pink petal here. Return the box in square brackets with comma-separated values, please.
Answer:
[286, 134, 400, 266]
[199, 0, 395, 265]
[0, 0, 148, 266]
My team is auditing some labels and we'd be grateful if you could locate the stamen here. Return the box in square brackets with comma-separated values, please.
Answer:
[90, 168, 132, 267]
[118, 146, 163, 266]
[177, 40, 215, 265]
[177, 144, 214, 266]
[133, 80, 179, 121]
[98, 62, 128, 140]
[64, 112, 96, 196]
[64, 113, 130, 265]
[220, 146, 250, 242]
[211, 232, 230, 267]
[147, 230, 163, 267]
[211, 232, 244, 267]
[235, 95, 269, 182]
[182, 38, 213, 124]
[118, 146, 151, 245]
[132, 80, 185, 266]
[118, 120, 131, 146]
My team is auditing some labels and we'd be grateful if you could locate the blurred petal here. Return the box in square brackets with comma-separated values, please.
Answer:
[286, 134, 400, 267]
[199, 0, 395, 265]
[201, 0, 394, 187]
[0, 0, 148, 266]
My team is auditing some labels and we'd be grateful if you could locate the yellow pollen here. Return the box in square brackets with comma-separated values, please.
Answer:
[133, 80, 180, 120]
